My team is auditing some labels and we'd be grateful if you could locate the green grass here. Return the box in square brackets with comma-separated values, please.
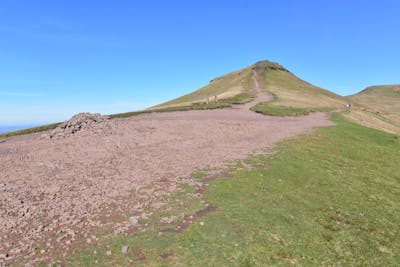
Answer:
[109, 103, 230, 119]
[251, 102, 332, 116]
[66, 115, 400, 266]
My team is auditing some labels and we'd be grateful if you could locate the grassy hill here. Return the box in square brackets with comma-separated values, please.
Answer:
[152, 60, 347, 112]
[149, 60, 400, 135]
[344, 85, 400, 134]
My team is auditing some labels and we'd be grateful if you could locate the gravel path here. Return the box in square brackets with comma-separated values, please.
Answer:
[0, 72, 334, 264]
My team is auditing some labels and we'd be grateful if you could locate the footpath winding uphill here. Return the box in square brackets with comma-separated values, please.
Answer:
[0, 72, 334, 264]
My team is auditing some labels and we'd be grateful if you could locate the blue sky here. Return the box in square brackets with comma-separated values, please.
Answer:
[0, 0, 399, 125]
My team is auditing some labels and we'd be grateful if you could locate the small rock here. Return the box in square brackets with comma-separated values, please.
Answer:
[199, 222, 205, 226]
[160, 215, 177, 224]
[106, 250, 112, 256]
[129, 216, 138, 226]
[113, 229, 121, 235]
[121, 246, 129, 254]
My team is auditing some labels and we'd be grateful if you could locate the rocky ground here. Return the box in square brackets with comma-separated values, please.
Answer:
[0, 74, 334, 265]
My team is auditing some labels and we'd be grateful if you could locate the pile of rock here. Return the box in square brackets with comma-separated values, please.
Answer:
[48, 112, 110, 139]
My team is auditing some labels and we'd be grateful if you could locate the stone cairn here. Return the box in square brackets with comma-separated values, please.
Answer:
[47, 112, 110, 139]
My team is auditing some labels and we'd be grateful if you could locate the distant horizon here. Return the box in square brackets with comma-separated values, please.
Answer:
[1, 1, 399, 125]
[0, 124, 41, 134]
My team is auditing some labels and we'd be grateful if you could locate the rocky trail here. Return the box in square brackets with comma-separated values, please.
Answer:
[0, 72, 334, 265]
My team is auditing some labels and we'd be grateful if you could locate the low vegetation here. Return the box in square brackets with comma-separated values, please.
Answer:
[110, 92, 255, 119]
[66, 115, 400, 266]
[250, 102, 331, 116]
[109, 103, 230, 119]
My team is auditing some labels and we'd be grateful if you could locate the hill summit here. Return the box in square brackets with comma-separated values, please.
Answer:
[152, 60, 346, 111]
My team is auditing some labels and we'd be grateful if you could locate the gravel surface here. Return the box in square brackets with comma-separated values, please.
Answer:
[0, 73, 334, 264]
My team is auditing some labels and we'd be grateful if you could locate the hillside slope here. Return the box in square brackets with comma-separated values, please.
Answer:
[254, 61, 346, 109]
[152, 60, 347, 112]
[344, 85, 400, 134]
[150, 65, 255, 110]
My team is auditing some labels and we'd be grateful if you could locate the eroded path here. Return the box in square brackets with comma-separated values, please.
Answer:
[0, 72, 334, 264]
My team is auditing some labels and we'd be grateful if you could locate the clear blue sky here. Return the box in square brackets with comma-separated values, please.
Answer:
[0, 0, 399, 125]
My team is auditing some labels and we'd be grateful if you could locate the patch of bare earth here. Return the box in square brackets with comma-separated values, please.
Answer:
[0, 73, 334, 265]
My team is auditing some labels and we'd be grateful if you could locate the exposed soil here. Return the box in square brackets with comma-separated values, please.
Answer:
[161, 205, 217, 234]
[0, 72, 334, 265]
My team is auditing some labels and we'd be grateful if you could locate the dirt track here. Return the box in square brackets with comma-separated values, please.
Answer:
[0, 73, 334, 264]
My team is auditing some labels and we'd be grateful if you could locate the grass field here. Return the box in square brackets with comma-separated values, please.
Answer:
[110, 92, 255, 119]
[63, 114, 400, 266]
[250, 101, 332, 116]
